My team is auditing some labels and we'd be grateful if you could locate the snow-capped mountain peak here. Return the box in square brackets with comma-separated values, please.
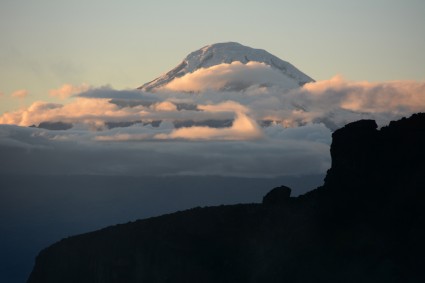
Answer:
[138, 42, 314, 92]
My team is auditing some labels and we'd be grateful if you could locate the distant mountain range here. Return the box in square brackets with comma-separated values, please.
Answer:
[27, 113, 425, 282]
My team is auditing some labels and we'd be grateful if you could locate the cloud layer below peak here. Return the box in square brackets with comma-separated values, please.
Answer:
[0, 76, 424, 177]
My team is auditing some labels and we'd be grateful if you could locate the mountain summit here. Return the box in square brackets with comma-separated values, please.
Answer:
[138, 42, 314, 92]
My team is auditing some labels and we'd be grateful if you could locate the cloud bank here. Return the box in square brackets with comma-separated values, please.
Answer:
[0, 75, 424, 177]
[0, 123, 331, 177]
[3, 76, 424, 129]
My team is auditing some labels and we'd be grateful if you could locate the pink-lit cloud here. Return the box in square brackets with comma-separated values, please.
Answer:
[302, 75, 425, 113]
[1, 76, 424, 136]
[197, 100, 249, 114]
[156, 112, 262, 141]
[11, 89, 28, 99]
[152, 101, 178, 112]
[0, 98, 147, 127]
[49, 83, 91, 99]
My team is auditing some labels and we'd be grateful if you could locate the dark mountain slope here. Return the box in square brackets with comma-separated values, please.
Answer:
[27, 113, 425, 283]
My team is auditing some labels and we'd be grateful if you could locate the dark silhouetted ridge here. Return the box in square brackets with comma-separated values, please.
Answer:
[27, 113, 425, 283]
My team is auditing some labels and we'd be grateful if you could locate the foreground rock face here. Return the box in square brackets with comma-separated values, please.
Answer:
[27, 113, 425, 283]
[324, 114, 425, 201]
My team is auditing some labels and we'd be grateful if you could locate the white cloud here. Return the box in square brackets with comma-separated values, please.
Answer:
[160, 62, 300, 92]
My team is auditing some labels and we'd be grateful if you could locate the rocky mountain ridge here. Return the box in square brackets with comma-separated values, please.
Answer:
[27, 113, 425, 283]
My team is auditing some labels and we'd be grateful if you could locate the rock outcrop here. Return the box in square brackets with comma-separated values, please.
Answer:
[27, 113, 425, 283]
[262, 185, 291, 206]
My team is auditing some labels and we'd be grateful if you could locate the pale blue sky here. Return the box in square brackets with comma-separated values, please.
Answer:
[1, 0, 424, 114]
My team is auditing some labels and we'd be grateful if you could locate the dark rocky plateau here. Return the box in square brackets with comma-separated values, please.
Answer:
[27, 113, 425, 283]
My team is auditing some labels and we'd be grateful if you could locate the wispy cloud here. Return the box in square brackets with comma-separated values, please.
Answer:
[78, 86, 159, 101]
[11, 89, 28, 99]
[49, 83, 91, 99]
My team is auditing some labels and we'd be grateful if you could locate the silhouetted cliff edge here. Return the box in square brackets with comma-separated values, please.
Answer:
[27, 113, 425, 283]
